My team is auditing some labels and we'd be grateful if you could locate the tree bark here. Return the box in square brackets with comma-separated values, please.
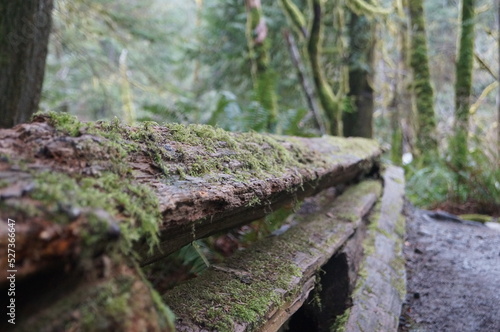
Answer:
[407, 0, 438, 162]
[343, 12, 375, 139]
[308, 0, 342, 135]
[0, 0, 54, 128]
[497, 0, 499, 161]
[452, 0, 475, 179]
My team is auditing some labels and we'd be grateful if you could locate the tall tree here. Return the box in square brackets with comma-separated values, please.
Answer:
[308, 0, 342, 135]
[408, 0, 437, 161]
[497, 0, 500, 161]
[0, 0, 54, 128]
[245, 0, 279, 132]
[452, 0, 476, 174]
[343, 11, 375, 138]
[390, 0, 412, 165]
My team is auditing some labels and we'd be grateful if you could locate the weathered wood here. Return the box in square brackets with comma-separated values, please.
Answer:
[5, 257, 175, 332]
[0, 113, 381, 282]
[165, 180, 382, 332]
[339, 166, 406, 332]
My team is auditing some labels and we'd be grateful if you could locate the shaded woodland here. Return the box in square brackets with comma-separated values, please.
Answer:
[0, 0, 499, 331]
[1, 0, 498, 212]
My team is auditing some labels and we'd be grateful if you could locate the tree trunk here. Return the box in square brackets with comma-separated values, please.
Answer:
[308, 0, 342, 135]
[343, 12, 375, 138]
[408, 0, 437, 162]
[497, 0, 500, 161]
[283, 30, 326, 134]
[245, 0, 279, 132]
[0, 0, 54, 128]
[452, 0, 475, 179]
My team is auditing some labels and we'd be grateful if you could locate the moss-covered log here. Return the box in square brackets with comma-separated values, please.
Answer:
[166, 180, 382, 332]
[408, 0, 437, 161]
[337, 166, 406, 332]
[0, 112, 381, 281]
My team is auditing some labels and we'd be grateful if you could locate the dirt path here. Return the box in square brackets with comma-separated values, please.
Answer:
[399, 203, 500, 332]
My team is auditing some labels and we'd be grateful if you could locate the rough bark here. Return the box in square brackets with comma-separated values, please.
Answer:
[408, 0, 437, 162]
[166, 180, 382, 332]
[343, 12, 375, 138]
[0, 0, 54, 128]
[245, 0, 279, 132]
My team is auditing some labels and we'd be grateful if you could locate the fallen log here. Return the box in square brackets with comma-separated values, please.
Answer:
[338, 166, 406, 332]
[0, 112, 381, 282]
[165, 180, 382, 332]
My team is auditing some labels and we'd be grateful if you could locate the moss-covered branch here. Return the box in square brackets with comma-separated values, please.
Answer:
[279, 0, 308, 38]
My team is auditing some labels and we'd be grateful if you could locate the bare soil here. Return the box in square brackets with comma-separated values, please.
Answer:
[399, 203, 500, 332]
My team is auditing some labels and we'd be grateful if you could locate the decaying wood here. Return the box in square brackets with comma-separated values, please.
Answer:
[165, 180, 382, 332]
[0, 114, 381, 282]
[341, 166, 406, 332]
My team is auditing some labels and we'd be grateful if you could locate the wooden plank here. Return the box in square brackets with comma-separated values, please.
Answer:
[0, 113, 381, 282]
[164, 180, 382, 332]
[338, 166, 406, 332]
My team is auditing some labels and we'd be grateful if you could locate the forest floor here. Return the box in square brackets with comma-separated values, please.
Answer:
[399, 203, 500, 332]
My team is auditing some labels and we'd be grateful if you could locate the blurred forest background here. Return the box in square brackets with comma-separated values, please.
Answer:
[2, 0, 499, 215]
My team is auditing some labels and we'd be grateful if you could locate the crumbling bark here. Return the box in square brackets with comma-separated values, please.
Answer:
[0, 114, 383, 331]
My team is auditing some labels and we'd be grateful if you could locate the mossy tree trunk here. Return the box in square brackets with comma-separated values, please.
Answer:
[245, 0, 279, 133]
[452, 0, 475, 188]
[498, 0, 500, 161]
[0, 0, 54, 128]
[390, 0, 412, 165]
[408, 0, 438, 162]
[343, 12, 375, 138]
[308, 0, 342, 135]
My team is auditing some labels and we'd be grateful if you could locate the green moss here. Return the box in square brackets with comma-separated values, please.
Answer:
[408, 0, 438, 159]
[30, 170, 160, 252]
[164, 181, 381, 331]
[330, 307, 351, 332]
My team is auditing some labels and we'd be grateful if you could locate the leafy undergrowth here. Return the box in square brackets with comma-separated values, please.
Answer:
[405, 145, 500, 217]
